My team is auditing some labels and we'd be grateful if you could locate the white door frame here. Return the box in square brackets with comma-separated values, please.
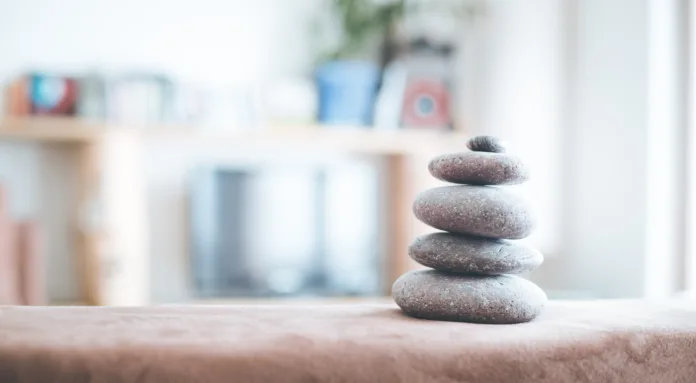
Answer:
[685, 0, 696, 294]
[643, 0, 690, 297]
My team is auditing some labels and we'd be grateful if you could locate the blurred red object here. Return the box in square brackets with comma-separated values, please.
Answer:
[400, 78, 451, 128]
[0, 187, 19, 304]
[29, 74, 78, 116]
[16, 221, 45, 305]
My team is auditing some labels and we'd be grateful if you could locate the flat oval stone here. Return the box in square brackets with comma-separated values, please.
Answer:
[392, 270, 547, 324]
[428, 152, 529, 185]
[413, 185, 534, 239]
[409, 233, 543, 274]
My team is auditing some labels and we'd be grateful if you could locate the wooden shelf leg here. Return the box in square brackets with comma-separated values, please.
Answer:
[76, 141, 101, 305]
[76, 131, 149, 306]
[384, 153, 414, 295]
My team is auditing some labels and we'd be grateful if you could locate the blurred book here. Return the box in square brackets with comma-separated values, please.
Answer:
[3, 71, 270, 131]
[76, 74, 107, 119]
[16, 221, 45, 305]
[3, 71, 203, 126]
[0, 187, 19, 304]
[105, 73, 174, 124]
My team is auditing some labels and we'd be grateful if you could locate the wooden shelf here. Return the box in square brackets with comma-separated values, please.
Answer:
[0, 117, 468, 153]
[0, 117, 102, 143]
[0, 117, 455, 305]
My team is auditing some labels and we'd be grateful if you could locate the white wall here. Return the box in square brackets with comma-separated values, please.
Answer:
[0, 0, 321, 91]
[560, 0, 649, 298]
[548, 0, 687, 299]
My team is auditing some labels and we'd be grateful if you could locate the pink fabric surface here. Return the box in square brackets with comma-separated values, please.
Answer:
[0, 300, 695, 383]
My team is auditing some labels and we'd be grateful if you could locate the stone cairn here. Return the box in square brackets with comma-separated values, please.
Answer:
[392, 136, 547, 324]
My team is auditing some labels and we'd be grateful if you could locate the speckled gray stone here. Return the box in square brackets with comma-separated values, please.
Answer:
[409, 233, 543, 274]
[466, 136, 507, 153]
[428, 152, 529, 185]
[392, 270, 547, 324]
[413, 185, 534, 239]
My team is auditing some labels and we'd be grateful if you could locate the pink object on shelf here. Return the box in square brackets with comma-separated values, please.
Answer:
[0, 187, 19, 305]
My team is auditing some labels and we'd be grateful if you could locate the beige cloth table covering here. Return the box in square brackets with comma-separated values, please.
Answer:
[0, 300, 695, 382]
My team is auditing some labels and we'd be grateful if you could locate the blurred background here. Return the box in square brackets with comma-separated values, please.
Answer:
[0, 0, 692, 306]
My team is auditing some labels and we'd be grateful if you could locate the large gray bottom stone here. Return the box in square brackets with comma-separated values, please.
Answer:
[409, 233, 543, 274]
[429, 152, 529, 185]
[392, 270, 547, 324]
[413, 185, 534, 239]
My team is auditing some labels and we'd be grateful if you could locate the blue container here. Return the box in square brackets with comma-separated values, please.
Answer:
[315, 61, 380, 126]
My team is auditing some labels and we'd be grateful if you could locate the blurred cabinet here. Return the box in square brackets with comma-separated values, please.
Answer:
[189, 164, 381, 299]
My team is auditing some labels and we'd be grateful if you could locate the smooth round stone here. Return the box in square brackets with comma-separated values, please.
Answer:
[428, 152, 529, 185]
[413, 185, 534, 239]
[392, 270, 547, 324]
[409, 233, 543, 274]
[466, 136, 507, 153]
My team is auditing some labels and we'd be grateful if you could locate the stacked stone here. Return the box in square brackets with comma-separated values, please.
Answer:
[392, 136, 547, 324]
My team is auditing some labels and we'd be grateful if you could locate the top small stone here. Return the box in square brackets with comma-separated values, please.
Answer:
[467, 136, 506, 153]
